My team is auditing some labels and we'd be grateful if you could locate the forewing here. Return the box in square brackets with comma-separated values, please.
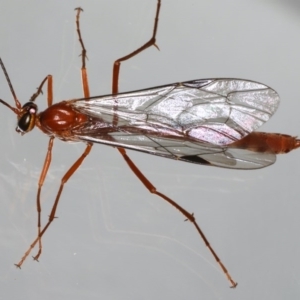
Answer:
[71, 78, 279, 169]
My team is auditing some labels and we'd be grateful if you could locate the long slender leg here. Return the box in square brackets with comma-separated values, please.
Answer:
[30, 7, 93, 261]
[75, 7, 90, 99]
[13, 73, 52, 266]
[29, 75, 53, 106]
[16, 9, 93, 267]
[118, 149, 237, 287]
[15, 75, 54, 267]
[112, 0, 160, 95]
[111, 0, 237, 288]
[15, 136, 54, 267]
[15, 143, 93, 266]
[34, 136, 55, 262]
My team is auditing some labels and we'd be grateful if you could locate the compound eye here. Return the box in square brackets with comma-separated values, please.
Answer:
[16, 102, 38, 134]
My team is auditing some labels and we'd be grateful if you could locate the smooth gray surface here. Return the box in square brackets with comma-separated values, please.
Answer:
[1, 0, 300, 299]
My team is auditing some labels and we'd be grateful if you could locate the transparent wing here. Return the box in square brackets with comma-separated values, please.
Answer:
[70, 78, 279, 169]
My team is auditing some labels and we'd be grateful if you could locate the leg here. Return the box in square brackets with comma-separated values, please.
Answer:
[29, 75, 53, 106]
[111, 0, 237, 288]
[34, 136, 55, 262]
[15, 136, 54, 267]
[117, 149, 237, 288]
[16, 9, 93, 267]
[29, 7, 93, 260]
[75, 7, 90, 99]
[112, 0, 160, 95]
[16, 76, 54, 267]
[15, 143, 93, 266]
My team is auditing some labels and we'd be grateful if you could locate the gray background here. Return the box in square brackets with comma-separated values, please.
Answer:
[0, 0, 300, 299]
